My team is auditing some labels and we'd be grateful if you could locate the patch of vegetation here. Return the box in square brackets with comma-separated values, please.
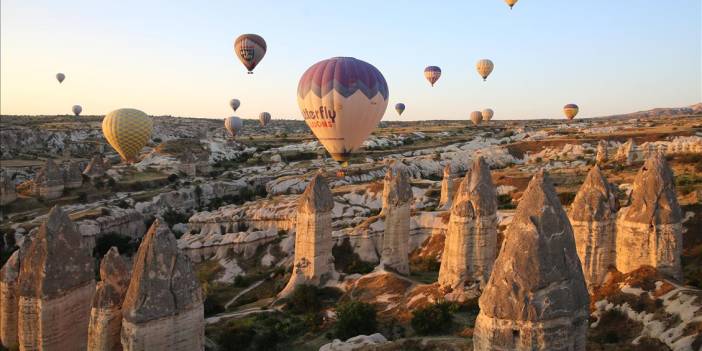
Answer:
[334, 301, 378, 340]
[92, 232, 139, 259]
[0, 231, 18, 267]
[332, 238, 375, 275]
[410, 256, 440, 272]
[557, 192, 577, 206]
[410, 301, 455, 336]
[161, 207, 190, 229]
[209, 313, 307, 351]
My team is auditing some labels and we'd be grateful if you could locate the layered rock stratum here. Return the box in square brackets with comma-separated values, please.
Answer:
[474, 171, 589, 351]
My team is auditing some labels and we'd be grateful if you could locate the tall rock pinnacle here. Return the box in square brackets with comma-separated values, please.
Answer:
[380, 162, 412, 275]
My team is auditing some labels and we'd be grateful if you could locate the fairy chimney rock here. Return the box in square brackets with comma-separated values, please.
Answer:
[64, 160, 83, 189]
[568, 165, 619, 290]
[595, 140, 608, 164]
[616, 153, 683, 280]
[83, 155, 108, 179]
[120, 220, 204, 351]
[380, 162, 412, 275]
[438, 156, 498, 295]
[0, 175, 17, 206]
[473, 171, 589, 351]
[438, 164, 456, 210]
[17, 206, 95, 350]
[32, 159, 64, 199]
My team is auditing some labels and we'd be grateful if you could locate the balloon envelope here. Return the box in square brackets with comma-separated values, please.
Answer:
[102, 108, 153, 162]
[230, 99, 241, 112]
[476, 59, 494, 81]
[563, 104, 579, 120]
[259, 112, 271, 127]
[224, 116, 243, 137]
[482, 108, 494, 122]
[395, 103, 406, 116]
[470, 111, 483, 126]
[72, 105, 82, 117]
[56, 73, 65, 83]
[505, 0, 518, 9]
[297, 57, 389, 164]
[234, 34, 267, 73]
[424, 66, 441, 86]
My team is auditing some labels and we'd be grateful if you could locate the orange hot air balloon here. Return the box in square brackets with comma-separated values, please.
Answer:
[470, 111, 483, 126]
[563, 104, 579, 120]
[505, 0, 518, 9]
[297, 57, 389, 167]
[234, 34, 267, 74]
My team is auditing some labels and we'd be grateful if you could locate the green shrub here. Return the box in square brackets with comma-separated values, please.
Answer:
[333, 238, 375, 274]
[335, 301, 378, 340]
[93, 232, 139, 259]
[411, 301, 454, 336]
[288, 284, 322, 315]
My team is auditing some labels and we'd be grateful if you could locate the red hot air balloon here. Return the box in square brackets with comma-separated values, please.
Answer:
[234, 34, 267, 74]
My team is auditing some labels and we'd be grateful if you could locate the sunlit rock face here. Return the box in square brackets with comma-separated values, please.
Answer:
[87, 247, 130, 351]
[83, 155, 108, 179]
[379, 162, 412, 275]
[568, 165, 619, 291]
[63, 160, 83, 189]
[615, 153, 683, 280]
[438, 164, 456, 210]
[120, 220, 204, 351]
[616, 138, 637, 165]
[474, 172, 589, 351]
[0, 174, 17, 206]
[17, 206, 95, 351]
[438, 156, 498, 295]
[279, 174, 336, 297]
[32, 159, 64, 199]
[0, 239, 31, 349]
[595, 140, 608, 165]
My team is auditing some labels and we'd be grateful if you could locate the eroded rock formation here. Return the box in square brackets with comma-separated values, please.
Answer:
[438, 164, 456, 210]
[616, 138, 636, 165]
[568, 165, 619, 290]
[32, 159, 64, 199]
[0, 175, 17, 206]
[17, 206, 95, 351]
[595, 140, 608, 164]
[280, 173, 336, 297]
[87, 247, 130, 351]
[379, 162, 412, 275]
[0, 239, 30, 349]
[83, 155, 108, 179]
[121, 220, 204, 351]
[438, 156, 497, 295]
[474, 171, 589, 351]
[64, 160, 83, 189]
[615, 153, 683, 280]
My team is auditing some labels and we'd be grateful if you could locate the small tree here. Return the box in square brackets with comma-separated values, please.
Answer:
[334, 301, 377, 340]
[411, 301, 454, 335]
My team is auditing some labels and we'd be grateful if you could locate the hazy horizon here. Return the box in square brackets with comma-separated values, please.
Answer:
[1, 1, 700, 120]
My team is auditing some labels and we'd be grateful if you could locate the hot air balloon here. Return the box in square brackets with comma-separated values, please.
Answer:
[424, 66, 442, 87]
[259, 112, 271, 127]
[505, 0, 518, 9]
[482, 108, 494, 122]
[470, 111, 483, 126]
[234, 34, 267, 74]
[56, 73, 65, 84]
[230, 99, 241, 112]
[102, 108, 153, 163]
[476, 59, 494, 81]
[224, 116, 243, 138]
[395, 103, 406, 116]
[72, 105, 82, 117]
[563, 104, 579, 120]
[297, 57, 389, 167]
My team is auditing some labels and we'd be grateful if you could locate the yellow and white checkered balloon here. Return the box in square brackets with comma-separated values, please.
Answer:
[102, 108, 153, 162]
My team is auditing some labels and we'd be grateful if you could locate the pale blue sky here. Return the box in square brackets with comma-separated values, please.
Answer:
[1, 1, 700, 120]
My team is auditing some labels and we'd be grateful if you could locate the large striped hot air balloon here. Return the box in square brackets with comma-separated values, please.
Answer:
[224, 116, 243, 138]
[395, 103, 406, 116]
[72, 105, 82, 117]
[563, 104, 579, 120]
[230, 99, 241, 112]
[297, 57, 389, 166]
[259, 112, 271, 127]
[102, 108, 153, 163]
[470, 111, 483, 126]
[482, 108, 494, 122]
[234, 34, 267, 74]
[476, 59, 494, 81]
[505, 0, 518, 9]
[56, 73, 65, 84]
[424, 66, 442, 87]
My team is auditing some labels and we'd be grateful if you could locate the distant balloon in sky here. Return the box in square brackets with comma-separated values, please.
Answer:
[470, 111, 483, 126]
[563, 104, 579, 120]
[234, 34, 267, 74]
[56, 73, 65, 84]
[424, 66, 441, 87]
[224, 116, 243, 137]
[395, 103, 406, 116]
[72, 105, 82, 117]
[102, 108, 153, 163]
[297, 57, 389, 166]
[476, 59, 494, 81]
[259, 112, 271, 127]
[230, 99, 241, 112]
[482, 108, 494, 122]
[505, 0, 518, 9]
